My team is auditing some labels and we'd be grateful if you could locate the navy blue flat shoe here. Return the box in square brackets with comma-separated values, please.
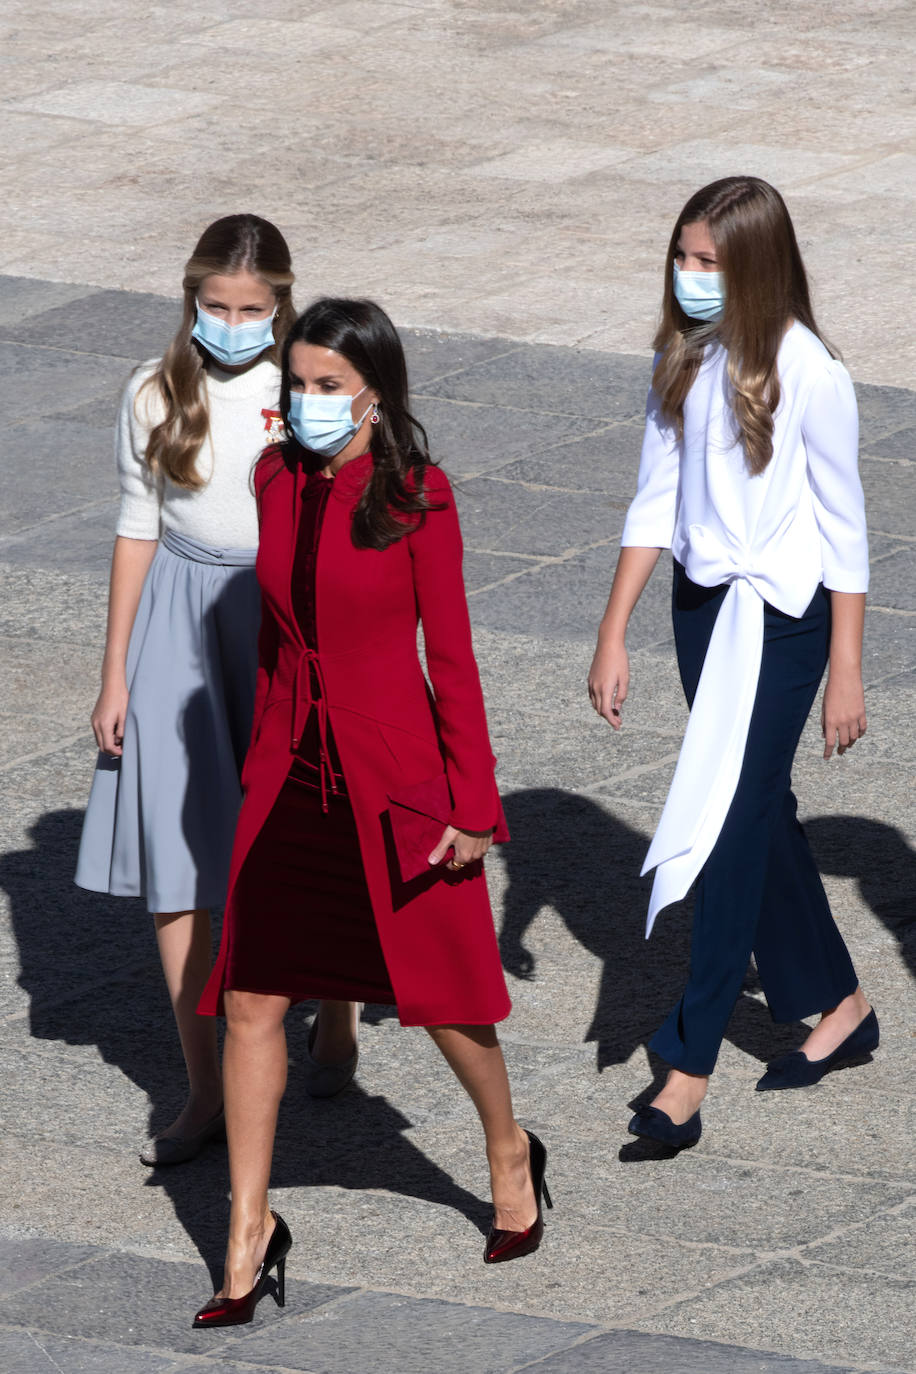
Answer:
[756, 1008, 879, 1092]
[627, 1105, 702, 1149]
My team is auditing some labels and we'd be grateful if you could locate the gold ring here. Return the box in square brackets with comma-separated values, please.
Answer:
[448, 859, 466, 869]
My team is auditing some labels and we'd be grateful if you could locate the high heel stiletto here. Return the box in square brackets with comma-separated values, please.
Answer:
[484, 1129, 552, 1264]
[193, 1211, 292, 1329]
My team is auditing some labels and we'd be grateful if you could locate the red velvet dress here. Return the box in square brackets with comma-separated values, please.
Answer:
[227, 472, 396, 1004]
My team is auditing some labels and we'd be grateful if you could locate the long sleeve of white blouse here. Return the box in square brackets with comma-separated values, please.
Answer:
[803, 359, 869, 593]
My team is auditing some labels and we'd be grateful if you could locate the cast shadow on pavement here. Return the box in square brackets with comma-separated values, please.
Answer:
[498, 790, 914, 1080]
[0, 811, 489, 1280]
[807, 814, 916, 983]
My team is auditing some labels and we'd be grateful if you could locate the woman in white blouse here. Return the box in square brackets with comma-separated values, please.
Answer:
[589, 177, 877, 1148]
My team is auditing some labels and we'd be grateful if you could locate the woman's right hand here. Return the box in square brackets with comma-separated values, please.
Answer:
[91, 680, 129, 756]
[588, 640, 629, 730]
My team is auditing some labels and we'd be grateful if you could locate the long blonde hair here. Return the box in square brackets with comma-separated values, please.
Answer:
[140, 214, 295, 488]
[652, 177, 832, 475]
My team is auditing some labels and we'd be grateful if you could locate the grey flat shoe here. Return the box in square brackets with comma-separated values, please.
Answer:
[303, 1012, 359, 1099]
[139, 1108, 226, 1166]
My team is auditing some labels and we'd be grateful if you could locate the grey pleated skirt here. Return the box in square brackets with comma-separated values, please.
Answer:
[75, 529, 260, 914]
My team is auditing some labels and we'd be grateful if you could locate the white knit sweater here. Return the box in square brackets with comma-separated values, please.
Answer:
[114, 357, 283, 548]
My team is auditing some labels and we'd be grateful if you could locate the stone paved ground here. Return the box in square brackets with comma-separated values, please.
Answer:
[1, 0, 914, 386]
[0, 280, 914, 1374]
[2, 0, 915, 1369]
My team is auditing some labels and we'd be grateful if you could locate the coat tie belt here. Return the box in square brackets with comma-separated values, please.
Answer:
[291, 645, 337, 813]
[641, 527, 788, 937]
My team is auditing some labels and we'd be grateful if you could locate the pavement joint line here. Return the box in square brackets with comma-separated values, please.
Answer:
[466, 536, 622, 596]
[0, 338, 141, 363]
[413, 390, 643, 423]
[860, 455, 915, 467]
[24, 1328, 66, 1373]
[0, 497, 117, 540]
[0, 731, 96, 773]
[869, 528, 916, 543]
[581, 753, 682, 790]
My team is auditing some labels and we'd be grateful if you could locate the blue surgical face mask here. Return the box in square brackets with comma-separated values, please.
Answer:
[191, 303, 277, 367]
[288, 386, 372, 457]
[673, 262, 726, 322]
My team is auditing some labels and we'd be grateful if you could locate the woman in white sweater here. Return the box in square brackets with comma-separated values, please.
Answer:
[76, 215, 304, 1163]
[589, 177, 877, 1148]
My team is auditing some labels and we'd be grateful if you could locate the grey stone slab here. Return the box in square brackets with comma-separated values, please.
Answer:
[401, 330, 523, 388]
[859, 459, 916, 539]
[0, 342, 127, 423]
[804, 1201, 916, 1279]
[861, 425, 916, 463]
[0, 1329, 182, 1373]
[526, 1329, 860, 1372]
[0, 290, 180, 362]
[416, 396, 606, 479]
[0, 501, 120, 569]
[0, 277, 99, 326]
[867, 547, 916, 611]
[220, 1290, 594, 1374]
[491, 422, 646, 495]
[855, 382, 916, 442]
[421, 345, 649, 422]
[0, 1234, 104, 1297]
[630, 1258, 916, 1372]
[0, 1250, 344, 1356]
[467, 545, 674, 646]
[0, 561, 108, 643]
[463, 550, 542, 593]
[0, 418, 117, 534]
[455, 478, 626, 558]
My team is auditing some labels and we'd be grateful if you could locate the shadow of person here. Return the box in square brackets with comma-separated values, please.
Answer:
[0, 806, 197, 1145]
[806, 814, 916, 981]
[145, 1014, 491, 1290]
[499, 788, 807, 1075]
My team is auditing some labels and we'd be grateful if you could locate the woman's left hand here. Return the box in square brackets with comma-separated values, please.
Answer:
[429, 824, 494, 871]
[822, 669, 867, 758]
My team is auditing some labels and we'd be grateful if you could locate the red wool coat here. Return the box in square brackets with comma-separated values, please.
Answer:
[200, 449, 511, 1026]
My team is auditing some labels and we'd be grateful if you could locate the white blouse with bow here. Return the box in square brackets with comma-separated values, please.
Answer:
[621, 322, 870, 935]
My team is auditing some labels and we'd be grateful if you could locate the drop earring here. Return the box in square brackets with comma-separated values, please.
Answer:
[370, 403, 380, 425]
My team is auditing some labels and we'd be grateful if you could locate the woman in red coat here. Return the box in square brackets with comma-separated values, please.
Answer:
[193, 299, 551, 1327]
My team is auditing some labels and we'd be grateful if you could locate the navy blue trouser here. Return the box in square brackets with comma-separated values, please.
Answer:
[650, 565, 859, 1076]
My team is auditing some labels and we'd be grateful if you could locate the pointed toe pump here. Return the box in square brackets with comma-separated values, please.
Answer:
[484, 1129, 552, 1265]
[193, 1212, 292, 1329]
[756, 1008, 879, 1092]
[627, 1104, 702, 1150]
[139, 1108, 226, 1167]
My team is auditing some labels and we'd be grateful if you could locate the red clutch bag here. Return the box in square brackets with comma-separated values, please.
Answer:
[386, 772, 509, 882]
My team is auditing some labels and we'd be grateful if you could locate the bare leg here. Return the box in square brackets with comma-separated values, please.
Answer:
[426, 1024, 536, 1232]
[311, 999, 360, 1064]
[650, 1068, 709, 1124]
[153, 908, 222, 1136]
[216, 989, 290, 1300]
[797, 986, 871, 1060]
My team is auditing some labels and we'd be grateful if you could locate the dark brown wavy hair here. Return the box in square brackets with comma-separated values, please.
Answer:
[278, 297, 443, 549]
[139, 214, 295, 488]
[652, 176, 834, 474]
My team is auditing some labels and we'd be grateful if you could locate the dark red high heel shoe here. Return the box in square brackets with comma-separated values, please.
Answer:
[484, 1129, 552, 1264]
[193, 1211, 292, 1328]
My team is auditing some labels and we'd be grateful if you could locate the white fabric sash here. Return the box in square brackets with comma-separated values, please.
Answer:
[642, 524, 803, 936]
